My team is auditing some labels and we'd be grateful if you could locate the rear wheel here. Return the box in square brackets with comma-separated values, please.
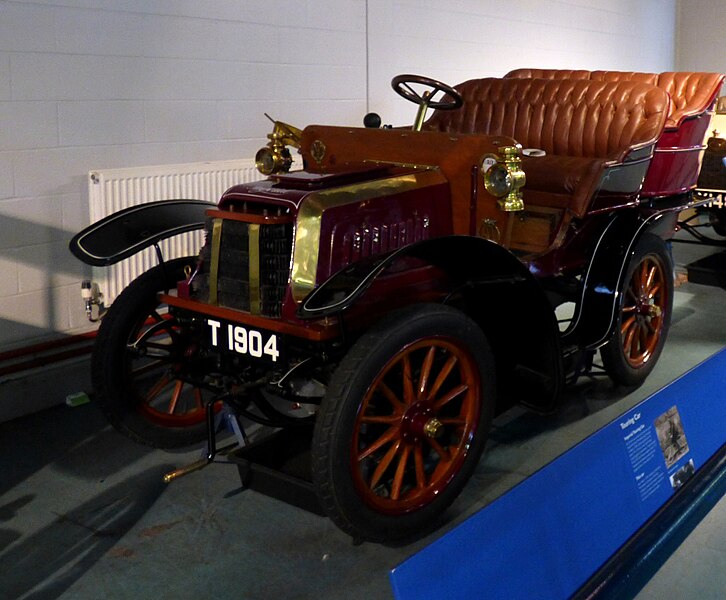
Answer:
[312, 304, 495, 542]
[600, 234, 673, 387]
[92, 257, 215, 448]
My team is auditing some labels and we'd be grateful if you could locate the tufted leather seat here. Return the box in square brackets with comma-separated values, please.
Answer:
[423, 77, 670, 217]
[504, 69, 722, 129]
[504, 69, 724, 196]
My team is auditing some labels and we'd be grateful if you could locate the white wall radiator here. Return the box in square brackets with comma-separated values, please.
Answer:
[88, 159, 263, 306]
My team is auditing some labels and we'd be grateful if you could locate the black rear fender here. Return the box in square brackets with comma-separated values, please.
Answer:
[69, 199, 214, 266]
[564, 210, 677, 350]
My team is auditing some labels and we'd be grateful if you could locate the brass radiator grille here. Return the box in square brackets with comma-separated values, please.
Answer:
[192, 218, 293, 318]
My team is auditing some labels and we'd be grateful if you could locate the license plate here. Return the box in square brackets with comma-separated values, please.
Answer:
[206, 318, 282, 363]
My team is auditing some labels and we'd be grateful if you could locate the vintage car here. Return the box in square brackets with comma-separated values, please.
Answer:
[70, 69, 723, 542]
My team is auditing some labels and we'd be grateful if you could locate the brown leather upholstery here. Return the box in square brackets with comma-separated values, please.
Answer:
[656, 72, 723, 127]
[505, 69, 723, 129]
[422, 77, 669, 217]
[424, 78, 667, 159]
[506, 68, 657, 85]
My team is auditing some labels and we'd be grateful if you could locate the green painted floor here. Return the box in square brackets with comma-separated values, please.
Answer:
[0, 237, 724, 600]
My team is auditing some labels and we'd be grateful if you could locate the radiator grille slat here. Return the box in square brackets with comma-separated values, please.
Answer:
[88, 160, 262, 305]
[191, 219, 293, 318]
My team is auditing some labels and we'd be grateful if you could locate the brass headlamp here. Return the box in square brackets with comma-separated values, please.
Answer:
[255, 115, 303, 176]
[481, 145, 526, 212]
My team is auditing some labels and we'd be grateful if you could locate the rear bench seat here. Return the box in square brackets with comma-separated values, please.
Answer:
[422, 77, 669, 217]
[504, 69, 724, 196]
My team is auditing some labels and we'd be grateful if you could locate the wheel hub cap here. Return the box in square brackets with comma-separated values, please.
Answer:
[401, 402, 436, 443]
[423, 417, 444, 439]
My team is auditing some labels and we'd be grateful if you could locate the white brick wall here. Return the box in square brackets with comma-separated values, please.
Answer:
[0, 0, 367, 350]
[677, 0, 726, 73]
[0, 0, 678, 354]
[367, 0, 678, 125]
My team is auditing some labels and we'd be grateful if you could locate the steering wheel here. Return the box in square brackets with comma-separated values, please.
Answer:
[392, 74, 463, 110]
[391, 74, 463, 131]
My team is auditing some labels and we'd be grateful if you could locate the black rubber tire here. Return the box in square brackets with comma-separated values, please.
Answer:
[600, 234, 674, 387]
[311, 304, 495, 542]
[92, 257, 210, 449]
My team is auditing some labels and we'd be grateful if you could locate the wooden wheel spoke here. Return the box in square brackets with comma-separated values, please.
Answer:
[639, 322, 650, 351]
[647, 282, 661, 299]
[369, 440, 401, 489]
[142, 341, 174, 355]
[167, 379, 184, 414]
[378, 381, 406, 413]
[390, 445, 412, 500]
[427, 354, 458, 401]
[131, 359, 165, 378]
[638, 263, 649, 292]
[623, 320, 637, 355]
[626, 287, 639, 304]
[417, 347, 436, 400]
[194, 387, 204, 409]
[144, 373, 171, 404]
[432, 383, 469, 411]
[439, 417, 466, 426]
[620, 315, 636, 337]
[360, 414, 401, 424]
[402, 355, 415, 404]
[630, 324, 643, 358]
[358, 426, 399, 461]
[644, 264, 656, 291]
[414, 445, 426, 489]
[426, 437, 450, 462]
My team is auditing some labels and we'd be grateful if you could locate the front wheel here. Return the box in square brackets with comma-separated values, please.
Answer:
[311, 304, 495, 542]
[92, 257, 215, 448]
[600, 234, 674, 387]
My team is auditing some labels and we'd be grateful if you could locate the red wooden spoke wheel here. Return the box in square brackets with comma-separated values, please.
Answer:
[601, 234, 673, 387]
[351, 338, 481, 514]
[619, 256, 666, 368]
[128, 309, 210, 429]
[93, 258, 214, 448]
[312, 304, 494, 542]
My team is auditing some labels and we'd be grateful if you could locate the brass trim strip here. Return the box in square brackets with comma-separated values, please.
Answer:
[291, 170, 446, 302]
[209, 218, 222, 305]
[248, 223, 261, 315]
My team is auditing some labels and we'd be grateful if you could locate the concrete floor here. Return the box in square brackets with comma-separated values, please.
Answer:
[0, 238, 725, 600]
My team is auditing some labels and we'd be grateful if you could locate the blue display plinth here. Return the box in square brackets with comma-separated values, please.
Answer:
[390, 349, 726, 600]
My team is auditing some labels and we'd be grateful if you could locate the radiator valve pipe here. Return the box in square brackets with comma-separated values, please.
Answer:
[81, 280, 105, 322]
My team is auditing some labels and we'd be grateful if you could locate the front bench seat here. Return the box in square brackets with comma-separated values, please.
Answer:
[422, 77, 670, 217]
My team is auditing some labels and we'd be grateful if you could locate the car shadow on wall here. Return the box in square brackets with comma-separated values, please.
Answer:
[0, 213, 91, 348]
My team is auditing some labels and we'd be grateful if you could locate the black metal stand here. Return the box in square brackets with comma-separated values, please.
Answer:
[227, 425, 325, 516]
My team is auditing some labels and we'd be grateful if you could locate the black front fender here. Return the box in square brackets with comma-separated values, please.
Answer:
[299, 236, 540, 318]
[69, 199, 214, 266]
[300, 236, 564, 412]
